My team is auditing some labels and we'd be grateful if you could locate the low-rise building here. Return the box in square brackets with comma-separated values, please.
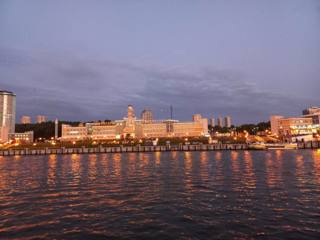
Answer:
[61, 106, 209, 141]
[271, 114, 319, 141]
[61, 124, 87, 141]
[9, 131, 34, 143]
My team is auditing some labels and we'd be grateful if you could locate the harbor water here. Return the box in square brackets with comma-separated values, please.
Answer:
[1, 150, 320, 239]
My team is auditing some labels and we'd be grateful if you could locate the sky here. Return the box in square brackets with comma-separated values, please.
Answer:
[0, 0, 319, 124]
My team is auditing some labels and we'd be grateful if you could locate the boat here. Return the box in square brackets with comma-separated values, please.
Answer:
[248, 142, 298, 150]
[264, 143, 297, 150]
[248, 142, 267, 150]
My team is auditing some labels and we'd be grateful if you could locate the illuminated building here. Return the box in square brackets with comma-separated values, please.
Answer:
[141, 109, 153, 123]
[209, 117, 215, 127]
[9, 131, 34, 143]
[270, 115, 284, 135]
[21, 116, 32, 124]
[271, 114, 319, 141]
[278, 118, 314, 136]
[0, 90, 16, 143]
[302, 107, 320, 115]
[302, 106, 320, 124]
[61, 124, 87, 141]
[36, 115, 47, 123]
[61, 105, 209, 141]
[217, 116, 223, 128]
[224, 116, 232, 128]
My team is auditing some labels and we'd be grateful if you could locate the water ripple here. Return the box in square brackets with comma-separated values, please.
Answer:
[0, 150, 320, 239]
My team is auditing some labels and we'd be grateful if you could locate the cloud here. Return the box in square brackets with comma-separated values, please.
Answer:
[0, 47, 317, 124]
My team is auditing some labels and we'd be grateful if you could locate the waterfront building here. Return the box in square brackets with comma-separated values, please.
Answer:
[89, 122, 119, 140]
[302, 107, 320, 115]
[278, 117, 315, 137]
[0, 90, 16, 143]
[61, 105, 209, 141]
[224, 116, 232, 128]
[9, 131, 34, 143]
[271, 115, 319, 140]
[36, 115, 47, 123]
[61, 124, 87, 141]
[302, 106, 320, 124]
[141, 109, 153, 123]
[217, 116, 223, 128]
[21, 116, 32, 124]
[270, 115, 284, 135]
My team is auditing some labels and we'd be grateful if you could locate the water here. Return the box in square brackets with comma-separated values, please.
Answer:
[0, 150, 320, 240]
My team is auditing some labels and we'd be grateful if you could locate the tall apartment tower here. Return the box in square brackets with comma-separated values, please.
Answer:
[21, 116, 32, 124]
[217, 116, 223, 128]
[0, 90, 16, 143]
[141, 109, 153, 123]
[37, 115, 47, 123]
[224, 116, 232, 128]
[209, 117, 215, 127]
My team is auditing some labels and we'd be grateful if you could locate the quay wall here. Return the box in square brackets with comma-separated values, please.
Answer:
[0, 142, 319, 156]
[297, 141, 320, 149]
[0, 144, 248, 156]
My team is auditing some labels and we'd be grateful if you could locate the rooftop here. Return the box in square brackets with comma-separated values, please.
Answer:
[0, 90, 15, 96]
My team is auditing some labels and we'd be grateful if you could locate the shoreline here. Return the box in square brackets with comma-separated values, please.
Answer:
[0, 142, 319, 156]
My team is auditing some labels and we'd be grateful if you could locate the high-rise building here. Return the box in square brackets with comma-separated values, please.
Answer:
[36, 115, 47, 123]
[224, 116, 232, 128]
[209, 117, 215, 127]
[141, 109, 153, 123]
[217, 116, 223, 128]
[21, 116, 32, 124]
[0, 90, 16, 143]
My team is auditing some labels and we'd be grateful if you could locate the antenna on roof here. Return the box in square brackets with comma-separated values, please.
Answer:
[170, 105, 173, 119]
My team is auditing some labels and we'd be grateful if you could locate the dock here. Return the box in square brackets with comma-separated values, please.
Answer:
[0, 144, 248, 156]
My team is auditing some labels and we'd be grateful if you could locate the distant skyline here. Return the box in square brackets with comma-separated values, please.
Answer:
[1, 0, 319, 124]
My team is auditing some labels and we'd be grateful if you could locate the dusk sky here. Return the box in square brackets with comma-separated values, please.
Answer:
[1, 0, 319, 124]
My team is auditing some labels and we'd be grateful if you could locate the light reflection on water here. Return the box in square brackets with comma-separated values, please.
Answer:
[0, 150, 320, 239]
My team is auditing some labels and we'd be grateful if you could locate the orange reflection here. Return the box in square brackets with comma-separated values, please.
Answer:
[155, 152, 161, 165]
[171, 151, 178, 160]
[128, 153, 137, 162]
[213, 151, 224, 185]
[215, 151, 222, 161]
[312, 150, 320, 184]
[295, 154, 304, 172]
[184, 152, 193, 191]
[243, 151, 256, 189]
[47, 154, 57, 186]
[71, 154, 81, 185]
[199, 152, 209, 181]
[230, 151, 240, 175]
[112, 153, 121, 177]
[88, 154, 97, 181]
[265, 151, 283, 188]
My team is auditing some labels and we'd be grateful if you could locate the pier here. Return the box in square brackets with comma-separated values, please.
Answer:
[0, 144, 249, 156]
[1, 142, 319, 156]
